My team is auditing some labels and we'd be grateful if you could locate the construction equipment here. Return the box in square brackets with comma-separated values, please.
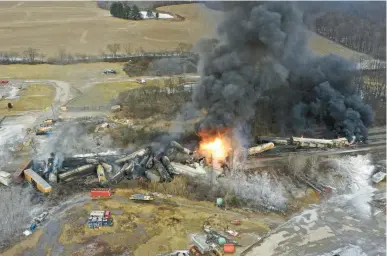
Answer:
[190, 234, 223, 256]
[33, 211, 49, 224]
[130, 194, 154, 201]
[204, 227, 240, 246]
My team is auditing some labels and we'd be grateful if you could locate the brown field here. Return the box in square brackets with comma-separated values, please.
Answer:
[0, 2, 218, 58]
[0, 2, 365, 61]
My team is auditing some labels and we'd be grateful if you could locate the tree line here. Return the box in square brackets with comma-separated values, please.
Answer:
[0, 42, 194, 65]
[110, 2, 159, 20]
[314, 11, 386, 60]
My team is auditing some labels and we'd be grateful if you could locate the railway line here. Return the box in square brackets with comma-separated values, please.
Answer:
[243, 127, 385, 170]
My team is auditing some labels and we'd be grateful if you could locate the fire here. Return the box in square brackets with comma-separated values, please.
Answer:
[200, 138, 228, 160]
[198, 129, 232, 169]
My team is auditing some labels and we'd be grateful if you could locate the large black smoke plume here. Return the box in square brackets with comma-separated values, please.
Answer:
[193, 2, 374, 141]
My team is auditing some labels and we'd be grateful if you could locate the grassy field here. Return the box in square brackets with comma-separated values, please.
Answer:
[308, 32, 368, 60]
[0, 62, 128, 83]
[0, 83, 55, 115]
[68, 76, 199, 106]
[0, 2, 217, 58]
[68, 81, 140, 106]
[2, 187, 278, 256]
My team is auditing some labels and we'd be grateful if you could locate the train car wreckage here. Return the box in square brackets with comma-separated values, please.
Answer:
[17, 134, 356, 193]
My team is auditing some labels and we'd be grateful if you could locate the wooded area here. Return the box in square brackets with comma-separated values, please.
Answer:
[315, 11, 386, 60]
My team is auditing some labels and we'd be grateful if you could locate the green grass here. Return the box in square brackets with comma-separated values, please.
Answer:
[68, 76, 200, 107]
[0, 62, 128, 82]
[308, 32, 368, 60]
[0, 83, 55, 115]
[68, 81, 140, 106]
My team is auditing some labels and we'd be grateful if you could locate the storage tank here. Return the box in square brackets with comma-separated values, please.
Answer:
[247, 142, 275, 155]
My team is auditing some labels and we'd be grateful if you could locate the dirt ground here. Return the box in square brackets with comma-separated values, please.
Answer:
[2, 187, 286, 256]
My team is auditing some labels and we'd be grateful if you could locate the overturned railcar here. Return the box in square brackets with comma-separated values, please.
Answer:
[24, 169, 52, 193]
[290, 137, 349, 148]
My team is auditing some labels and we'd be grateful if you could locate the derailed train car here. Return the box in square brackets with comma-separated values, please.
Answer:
[290, 137, 350, 148]
[24, 169, 52, 193]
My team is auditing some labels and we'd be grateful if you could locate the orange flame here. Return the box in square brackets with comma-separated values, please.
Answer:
[198, 129, 232, 169]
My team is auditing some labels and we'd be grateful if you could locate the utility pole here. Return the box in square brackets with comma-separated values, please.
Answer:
[51, 103, 55, 120]
[210, 153, 213, 186]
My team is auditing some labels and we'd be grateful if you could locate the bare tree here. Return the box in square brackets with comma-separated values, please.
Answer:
[9, 52, 19, 62]
[123, 43, 132, 55]
[23, 48, 39, 63]
[176, 42, 193, 52]
[136, 47, 145, 54]
[107, 43, 121, 57]
[58, 48, 67, 63]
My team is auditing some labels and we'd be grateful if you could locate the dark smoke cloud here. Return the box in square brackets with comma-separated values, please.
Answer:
[193, 2, 374, 140]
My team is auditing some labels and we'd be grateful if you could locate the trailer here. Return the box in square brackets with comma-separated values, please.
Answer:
[130, 194, 154, 201]
[90, 188, 112, 198]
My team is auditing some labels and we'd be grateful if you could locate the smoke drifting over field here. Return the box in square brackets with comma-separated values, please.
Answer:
[194, 2, 374, 140]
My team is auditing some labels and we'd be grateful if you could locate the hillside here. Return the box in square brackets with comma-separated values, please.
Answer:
[0, 2, 371, 61]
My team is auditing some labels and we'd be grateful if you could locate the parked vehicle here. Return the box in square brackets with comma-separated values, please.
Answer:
[103, 69, 117, 74]
[34, 211, 49, 224]
[136, 78, 146, 84]
[130, 193, 154, 201]
[0, 80, 9, 84]
[23, 223, 37, 236]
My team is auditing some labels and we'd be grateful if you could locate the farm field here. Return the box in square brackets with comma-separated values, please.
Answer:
[0, 83, 55, 115]
[0, 2, 367, 61]
[0, 2, 217, 58]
